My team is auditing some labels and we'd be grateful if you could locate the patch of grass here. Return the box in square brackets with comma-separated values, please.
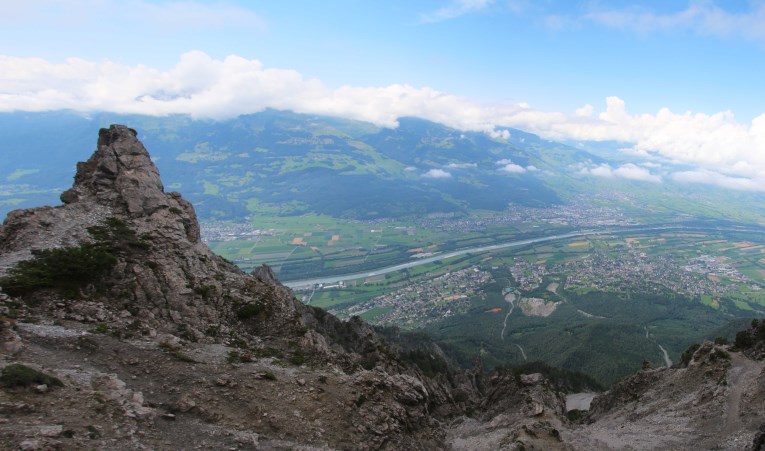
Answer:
[0, 364, 63, 388]
[171, 351, 198, 363]
[289, 353, 305, 366]
[253, 347, 283, 358]
[226, 350, 253, 364]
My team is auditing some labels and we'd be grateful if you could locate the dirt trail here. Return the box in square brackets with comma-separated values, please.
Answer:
[644, 326, 672, 368]
[657, 344, 672, 368]
[514, 344, 527, 360]
[723, 353, 761, 435]
[500, 292, 527, 360]
[500, 292, 516, 341]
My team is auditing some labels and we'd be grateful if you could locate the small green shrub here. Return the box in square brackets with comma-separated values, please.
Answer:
[0, 364, 63, 388]
[236, 303, 264, 320]
[311, 306, 327, 320]
[710, 348, 731, 361]
[171, 351, 197, 363]
[194, 285, 215, 300]
[86, 425, 101, 439]
[735, 330, 754, 349]
[567, 409, 584, 422]
[226, 350, 253, 364]
[680, 343, 701, 366]
[226, 351, 241, 364]
[289, 353, 305, 366]
[262, 371, 277, 381]
[254, 347, 283, 358]
[0, 245, 117, 297]
[86, 217, 150, 254]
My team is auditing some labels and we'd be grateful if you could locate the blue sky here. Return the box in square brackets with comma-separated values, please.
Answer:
[2, 0, 765, 190]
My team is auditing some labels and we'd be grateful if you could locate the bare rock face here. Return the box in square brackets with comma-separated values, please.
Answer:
[0, 125, 481, 449]
[0, 125, 302, 340]
[60, 126, 167, 219]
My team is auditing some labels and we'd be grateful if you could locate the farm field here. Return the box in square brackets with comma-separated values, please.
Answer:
[222, 226, 765, 385]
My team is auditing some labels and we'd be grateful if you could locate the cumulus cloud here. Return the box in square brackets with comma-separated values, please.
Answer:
[575, 104, 594, 118]
[446, 162, 477, 169]
[1, 51, 765, 192]
[423, 169, 453, 179]
[581, 163, 662, 183]
[496, 159, 535, 173]
[500, 163, 526, 173]
[490, 129, 511, 140]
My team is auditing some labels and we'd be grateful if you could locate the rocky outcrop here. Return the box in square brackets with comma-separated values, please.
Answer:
[0, 125, 482, 449]
[59, 126, 168, 219]
[0, 125, 305, 342]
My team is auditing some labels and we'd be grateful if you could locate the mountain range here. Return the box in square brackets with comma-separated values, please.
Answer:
[4, 110, 763, 224]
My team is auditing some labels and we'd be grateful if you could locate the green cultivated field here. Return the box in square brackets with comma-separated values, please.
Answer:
[211, 226, 765, 386]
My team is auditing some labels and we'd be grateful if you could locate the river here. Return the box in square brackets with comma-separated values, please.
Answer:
[282, 224, 765, 288]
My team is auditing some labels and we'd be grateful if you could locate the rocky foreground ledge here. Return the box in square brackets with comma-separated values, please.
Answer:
[0, 125, 764, 450]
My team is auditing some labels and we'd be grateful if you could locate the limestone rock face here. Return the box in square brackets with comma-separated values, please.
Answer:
[0, 125, 302, 339]
[0, 124, 482, 449]
[60, 126, 168, 219]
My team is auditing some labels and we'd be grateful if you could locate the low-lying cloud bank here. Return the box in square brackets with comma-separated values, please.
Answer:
[579, 163, 662, 184]
[1, 51, 764, 192]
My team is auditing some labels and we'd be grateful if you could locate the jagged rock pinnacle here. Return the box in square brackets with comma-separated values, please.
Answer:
[60, 125, 168, 218]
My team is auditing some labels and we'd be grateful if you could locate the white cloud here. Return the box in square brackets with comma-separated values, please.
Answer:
[423, 169, 453, 179]
[500, 163, 526, 173]
[581, 163, 662, 183]
[497, 159, 534, 173]
[575, 104, 594, 118]
[446, 162, 477, 168]
[421, 0, 495, 23]
[672, 169, 765, 192]
[490, 129, 511, 139]
[584, 2, 765, 42]
[1, 51, 765, 192]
